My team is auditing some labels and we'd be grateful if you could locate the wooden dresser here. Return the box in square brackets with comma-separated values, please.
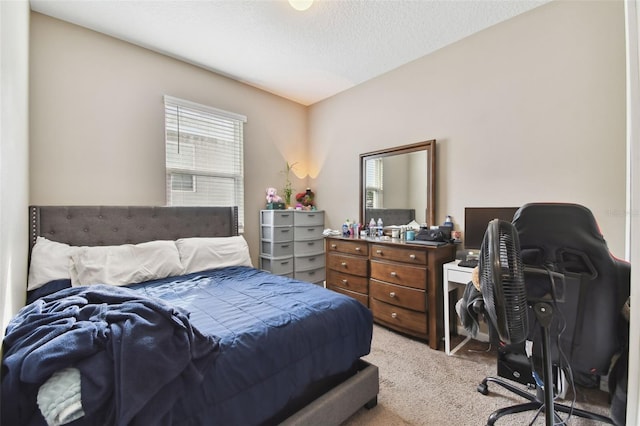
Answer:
[325, 236, 456, 350]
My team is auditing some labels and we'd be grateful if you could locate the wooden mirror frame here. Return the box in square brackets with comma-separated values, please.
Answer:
[359, 140, 436, 227]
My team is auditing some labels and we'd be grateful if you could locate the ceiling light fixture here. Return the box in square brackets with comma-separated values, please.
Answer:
[288, 0, 313, 11]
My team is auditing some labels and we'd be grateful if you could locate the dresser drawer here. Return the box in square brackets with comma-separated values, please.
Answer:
[294, 267, 325, 284]
[294, 239, 324, 256]
[293, 210, 324, 226]
[326, 269, 368, 294]
[370, 244, 427, 265]
[370, 298, 427, 336]
[370, 279, 426, 312]
[327, 285, 369, 307]
[295, 253, 325, 271]
[326, 239, 369, 256]
[261, 225, 293, 242]
[370, 260, 426, 290]
[261, 210, 294, 226]
[261, 240, 294, 257]
[327, 253, 368, 276]
[294, 225, 324, 241]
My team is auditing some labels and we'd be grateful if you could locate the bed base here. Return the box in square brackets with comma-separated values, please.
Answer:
[281, 360, 379, 426]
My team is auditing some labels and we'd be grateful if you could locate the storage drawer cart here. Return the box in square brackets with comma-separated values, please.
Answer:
[260, 210, 325, 285]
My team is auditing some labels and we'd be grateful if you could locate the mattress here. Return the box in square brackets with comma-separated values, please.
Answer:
[4, 266, 373, 425]
[132, 266, 373, 424]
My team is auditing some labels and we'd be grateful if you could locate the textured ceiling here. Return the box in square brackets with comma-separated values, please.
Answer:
[30, 0, 551, 106]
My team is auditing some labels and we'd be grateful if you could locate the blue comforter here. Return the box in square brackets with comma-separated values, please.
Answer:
[3, 266, 373, 425]
[2, 284, 219, 426]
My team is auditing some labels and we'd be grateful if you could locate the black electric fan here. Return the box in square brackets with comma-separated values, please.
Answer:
[475, 219, 614, 425]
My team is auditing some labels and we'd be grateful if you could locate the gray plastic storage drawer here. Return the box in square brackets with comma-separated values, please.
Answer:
[294, 267, 326, 284]
[293, 225, 324, 241]
[261, 225, 293, 242]
[260, 256, 294, 275]
[294, 253, 325, 271]
[294, 239, 324, 256]
[261, 210, 294, 226]
[293, 210, 324, 227]
[261, 240, 294, 257]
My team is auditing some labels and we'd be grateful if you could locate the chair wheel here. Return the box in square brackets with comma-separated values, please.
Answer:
[477, 382, 488, 395]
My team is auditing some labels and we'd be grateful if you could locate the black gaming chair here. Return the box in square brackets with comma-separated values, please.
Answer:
[513, 202, 629, 380]
[479, 203, 630, 424]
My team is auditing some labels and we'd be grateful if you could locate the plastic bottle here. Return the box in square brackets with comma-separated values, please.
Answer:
[444, 215, 453, 228]
[342, 219, 350, 237]
[369, 218, 376, 236]
[377, 218, 384, 237]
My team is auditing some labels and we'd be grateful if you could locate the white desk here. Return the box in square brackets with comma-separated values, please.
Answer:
[442, 260, 489, 355]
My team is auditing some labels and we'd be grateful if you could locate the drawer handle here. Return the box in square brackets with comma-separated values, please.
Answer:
[341, 262, 347, 267]
[389, 291, 396, 298]
[331, 244, 337, 249]
[390, 271, 397, 277]
[391, 312, 398, 319]
[409, 254, 416, 260]
[307, 228, 315, 232]
[308, 257, 316, 261]
[376, 249, 382, 255]
[307, 242, 315, 246]
[282, 229, 291, 233]
[341, 279, 348, 285]
[281, 244, 290, 248]
[355, 247, 361, 251]
[281, 261, 290, 265]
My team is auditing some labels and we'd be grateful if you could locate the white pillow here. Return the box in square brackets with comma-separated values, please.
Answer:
[70, 240, 183, 287]
[28, 237, 78, 291]
[176, 236, 253, 274]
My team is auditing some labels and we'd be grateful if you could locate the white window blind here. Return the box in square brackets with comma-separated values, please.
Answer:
[365, 158, 383, 208]
[164, 95, 246, 232]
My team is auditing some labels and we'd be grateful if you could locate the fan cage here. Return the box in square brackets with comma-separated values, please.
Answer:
[479, 219, 529, 345]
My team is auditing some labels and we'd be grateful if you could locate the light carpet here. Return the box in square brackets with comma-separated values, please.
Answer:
[343, 325, 611, 425]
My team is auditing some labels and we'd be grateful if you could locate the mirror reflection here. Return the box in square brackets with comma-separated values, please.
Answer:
[360, 140, 435, 228]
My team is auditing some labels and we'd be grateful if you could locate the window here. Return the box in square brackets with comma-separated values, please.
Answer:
[164, 95, 246, 232]
[365, 158, 383, 208]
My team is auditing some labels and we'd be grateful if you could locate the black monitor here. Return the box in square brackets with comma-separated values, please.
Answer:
[463, 207, 519, 252]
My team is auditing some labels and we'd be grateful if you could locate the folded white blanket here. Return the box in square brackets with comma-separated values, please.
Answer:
[37, 368, 85, 426]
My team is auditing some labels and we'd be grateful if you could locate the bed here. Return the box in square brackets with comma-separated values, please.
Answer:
[2, 206, 378, 425]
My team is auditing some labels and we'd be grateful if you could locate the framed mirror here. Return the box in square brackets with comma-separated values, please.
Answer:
[359, 140, 436, 229]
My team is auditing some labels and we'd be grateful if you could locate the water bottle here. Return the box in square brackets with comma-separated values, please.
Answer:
[369, 218, 376, 236]
[342, 219, 350, 237]
[444, 215, 453, 228]
[377, 218, 384, 237]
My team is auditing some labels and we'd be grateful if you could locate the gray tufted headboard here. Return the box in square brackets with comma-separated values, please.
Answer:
[29, 205, 239, 256]
[365, 208, 416, 227]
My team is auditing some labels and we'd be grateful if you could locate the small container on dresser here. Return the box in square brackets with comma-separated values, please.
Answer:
[292, 210, 326, 285]
[325, 238, 369, 306]
[259, 210, 294, 277]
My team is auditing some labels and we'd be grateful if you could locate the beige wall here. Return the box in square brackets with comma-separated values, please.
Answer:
[29, 12, 308, 266]
[29, 1, 627, 258]
[309, 0, 626, 257]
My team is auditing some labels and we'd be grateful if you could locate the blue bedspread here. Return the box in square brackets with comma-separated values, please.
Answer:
[131, 266, 373, 425]
[3, 266, 373, 425]
[1, 284, 219, 426]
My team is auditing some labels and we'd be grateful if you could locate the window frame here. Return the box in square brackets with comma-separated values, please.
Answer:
[164, 95, 247, 232]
